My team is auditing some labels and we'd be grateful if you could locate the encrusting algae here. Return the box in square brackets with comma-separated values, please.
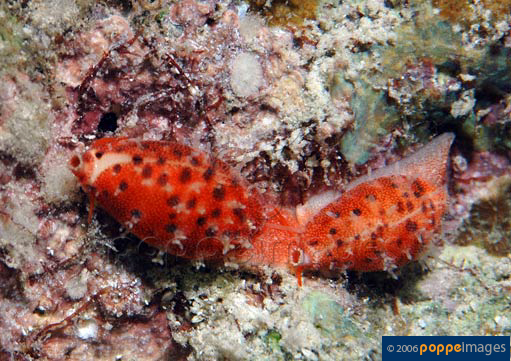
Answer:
[70, 133, 454, 285]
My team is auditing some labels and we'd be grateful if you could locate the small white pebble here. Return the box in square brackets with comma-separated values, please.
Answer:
[76, 319, 98, 340]
[191, 315, 204, 323]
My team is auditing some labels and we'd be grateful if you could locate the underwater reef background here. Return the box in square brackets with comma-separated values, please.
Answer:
[0, 0, 510, 359]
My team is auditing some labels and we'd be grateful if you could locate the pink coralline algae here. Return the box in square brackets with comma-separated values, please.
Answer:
[70, 134, 454, 285]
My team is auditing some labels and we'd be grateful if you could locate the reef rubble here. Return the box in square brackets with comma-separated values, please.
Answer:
[0, 0, 510, 360]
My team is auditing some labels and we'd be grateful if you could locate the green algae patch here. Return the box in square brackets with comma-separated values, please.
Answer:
[264, 330, 285, 356]
[0, 10, 24, 71]
[302, 291, 360, 338]
[340, 79, 398, 165]
[381, 21, 468, 79]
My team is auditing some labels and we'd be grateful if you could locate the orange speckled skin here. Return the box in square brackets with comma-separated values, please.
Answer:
[70, 138, 264, 260]
[300, 175, 446, 273]
[70, 133, 454, 285]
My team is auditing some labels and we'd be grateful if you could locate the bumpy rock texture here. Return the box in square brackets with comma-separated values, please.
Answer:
[0, 0, 510, 360]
